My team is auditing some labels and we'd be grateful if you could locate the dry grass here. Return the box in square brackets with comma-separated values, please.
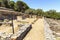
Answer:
[56, 37, 60, 40]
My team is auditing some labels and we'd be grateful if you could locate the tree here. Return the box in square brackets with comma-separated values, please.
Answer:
[9, 1, 15, 9]
[3, 0, 9, 8]
[0, 0, 4, 7]
[25, 8, 35, 18]
[0, 0, 1, 6]
[36, 9, 44, 16]
[46, 10, 56, 18]
[0, 2, 1, 7]
[23, 2, 29, 12]
[55, 12, 60, 19]
[14, 1, 29, 12]
[14, 3, 18, 11]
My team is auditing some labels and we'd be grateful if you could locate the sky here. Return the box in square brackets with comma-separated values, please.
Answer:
[13, 0, 60, 12]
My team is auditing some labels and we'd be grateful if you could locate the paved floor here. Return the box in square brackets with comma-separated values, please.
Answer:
[23, 18, 45, 40]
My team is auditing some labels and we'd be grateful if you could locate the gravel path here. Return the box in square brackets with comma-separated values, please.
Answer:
[23, 18, 45, 40]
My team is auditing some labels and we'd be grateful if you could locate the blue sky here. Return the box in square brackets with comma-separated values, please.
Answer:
[13, 0, 60, 11]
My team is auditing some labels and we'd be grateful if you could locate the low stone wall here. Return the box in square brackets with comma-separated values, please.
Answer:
[44, 19, 56, 40]
[16, 25, 32, 40]
[0, 24, 32, 40]
[11, 24, 32, 40]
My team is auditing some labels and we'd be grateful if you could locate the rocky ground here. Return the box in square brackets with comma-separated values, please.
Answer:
[45, 18, 60, 40]
[44, 19, 56, 40]
[0, 17, 60, 40]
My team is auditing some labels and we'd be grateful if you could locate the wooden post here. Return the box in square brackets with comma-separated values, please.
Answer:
[11, 13, 14, 34]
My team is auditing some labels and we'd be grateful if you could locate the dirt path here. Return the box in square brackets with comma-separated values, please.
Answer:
[23, 18, 45, 40]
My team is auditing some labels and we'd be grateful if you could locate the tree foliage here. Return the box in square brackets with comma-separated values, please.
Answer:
[36, 9, 44, 16]
[0, 0, 29, 12]
[14, 1, 29, 12]
[0, 0, 60, 19]
[2, 0, 9, 8]
[25, 8, 35, 18]
[9, 1, 15, 9]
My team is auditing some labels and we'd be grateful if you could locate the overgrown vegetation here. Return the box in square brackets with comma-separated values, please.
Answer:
[0, 0, 60, 19]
